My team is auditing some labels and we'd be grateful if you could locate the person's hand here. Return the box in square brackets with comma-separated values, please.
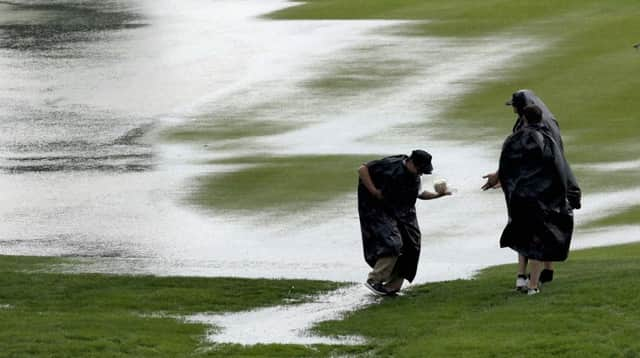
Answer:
[372, 188, 384, 200]
[481, 172, 501, 190]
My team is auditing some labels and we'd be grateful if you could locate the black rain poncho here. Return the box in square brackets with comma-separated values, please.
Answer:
[358, 155, 422, 282]
[510, 89, 581, 209]
[499, 122, 577, 261]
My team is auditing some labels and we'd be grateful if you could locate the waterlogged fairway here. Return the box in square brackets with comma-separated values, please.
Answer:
[173, 0, 640, 223]
[2, 243, 640, 356]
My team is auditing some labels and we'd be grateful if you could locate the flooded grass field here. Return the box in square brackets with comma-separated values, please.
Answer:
[1, 0, 640, 348]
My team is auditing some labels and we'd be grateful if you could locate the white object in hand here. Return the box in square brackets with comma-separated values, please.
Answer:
[433, 179, 448, 194]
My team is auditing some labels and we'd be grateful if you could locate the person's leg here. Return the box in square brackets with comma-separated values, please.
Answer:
[383, 261, 404, 292]
[527, 259, 543, 295]
[515, 254, 529, 290]
[366, 256, 398, 295]
[518, 254, 528, 275]
[540, 261, 554, 283]
[367, 256, 398, 284]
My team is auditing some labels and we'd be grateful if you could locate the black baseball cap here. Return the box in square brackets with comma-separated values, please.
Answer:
[410, 149, 433, 174]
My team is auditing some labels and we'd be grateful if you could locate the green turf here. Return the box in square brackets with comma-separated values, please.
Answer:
[312, 242, 640, 357]
[164, 119, 295, 143]
[4, 243, 640, 356]
[303, 46, 420, 94]
[0, 256, 344, 357]
[191, 154, 378, 212]
[585, 205, 640, 229]
[162, 105, 298, 144]
[573, 168, 640, 192]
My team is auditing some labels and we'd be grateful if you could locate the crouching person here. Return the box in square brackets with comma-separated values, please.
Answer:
[358, 149, 450, 296]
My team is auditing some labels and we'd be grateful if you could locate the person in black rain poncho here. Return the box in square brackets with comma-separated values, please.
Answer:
[482, 89, 581, 293]
[358, 150, 451, 296]
[497, 104, 580, 295]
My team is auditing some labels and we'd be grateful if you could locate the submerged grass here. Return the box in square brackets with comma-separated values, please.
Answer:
[193, 154, 377, 212]
[165, 119, 295, 143]
[3, 243, 640, 356]
[162, 107, 298, 144]
[303, 46, 421, 94]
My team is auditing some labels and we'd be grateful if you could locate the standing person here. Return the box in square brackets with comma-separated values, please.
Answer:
[358, 149, 451, 296]
[482, 89, 581, 290]
[498, 105, 578, 295]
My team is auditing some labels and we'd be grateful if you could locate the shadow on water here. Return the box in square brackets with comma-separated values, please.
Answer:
[0, 0, 147, 53]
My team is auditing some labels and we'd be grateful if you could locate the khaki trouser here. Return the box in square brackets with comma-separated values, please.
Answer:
[368, 256, 404, 290]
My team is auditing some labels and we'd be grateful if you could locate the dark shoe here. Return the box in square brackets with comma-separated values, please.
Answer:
[365, 279, 389, 296]
[540, 269, 554, 283]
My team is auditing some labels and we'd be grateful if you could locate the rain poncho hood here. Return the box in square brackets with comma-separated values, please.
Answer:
[509, 89, 581, 209]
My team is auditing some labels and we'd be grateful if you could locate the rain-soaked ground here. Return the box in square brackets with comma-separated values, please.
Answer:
[2, 0, 639, 346]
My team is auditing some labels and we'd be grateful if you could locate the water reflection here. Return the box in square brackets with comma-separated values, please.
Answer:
[0, 0, 146, 53]
[0, 0, 151, 173]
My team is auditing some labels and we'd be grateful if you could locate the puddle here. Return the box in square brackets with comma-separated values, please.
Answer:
[186, 284, 372, 345]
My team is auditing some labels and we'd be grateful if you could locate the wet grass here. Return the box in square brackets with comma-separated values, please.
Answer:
[164, 118, 296, 143]
[0, 255, 344, 357]
[311, 242, 640, 357]
[267, 0, 587, 37]
[438, 12, 640, 165]
[192, 154, 377, 212]
[303, 47, 420, 94]
[270, 0, 640, 164]
[585, 205, 640, 229]
[3, 243, 640, 356]
[163, 1, 640, 228]
[265, 1, 640, 228]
